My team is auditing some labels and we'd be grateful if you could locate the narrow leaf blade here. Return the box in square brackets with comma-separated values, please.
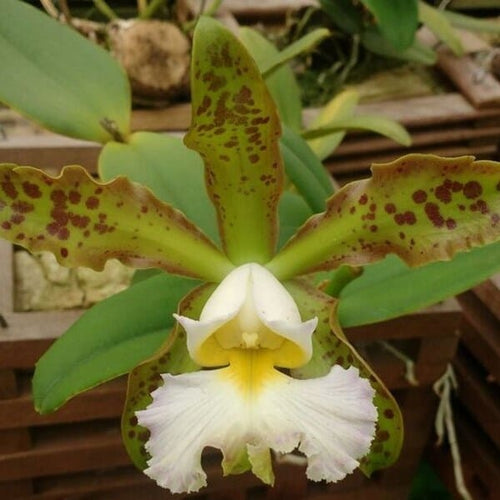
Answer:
[339, 241, 500, 327]
[360, 0, 418, 50]
[185, 17, 284, 264]
[268, 154, 500, 279]
[0, 0, 130, 142]
[0, 164, 232, 281]
[33, 272, 198, 413]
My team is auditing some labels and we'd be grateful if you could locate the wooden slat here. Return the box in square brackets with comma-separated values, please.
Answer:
[473, 274, 500, 322]
[454, 347, 500, 448]
[0, 377, 125, 430]
[457, 291, 500, 382]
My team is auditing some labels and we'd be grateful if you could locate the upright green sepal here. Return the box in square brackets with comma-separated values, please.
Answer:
[268, 154, 500, 279]
[185, 17, 284, 265]
[0, 164, 233, 281]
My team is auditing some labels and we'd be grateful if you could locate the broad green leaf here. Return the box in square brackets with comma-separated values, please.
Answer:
[267, 154, 500, 280]
[278, 190, 313, 249]
[418, 2, 464, 57]
[261, 29, 330, 78]
[0, 164, 233, 281]
[339, 241, 500, 327]
[239, 27, 302, 131]
[307, 89, 360, 161]
[443, 9, 500, 35]
[287, 280, 403, 475]
[33, 272, 198, 413]
[0, 0, 130, 143]
[303, 115, 412, 149]
[360, 0, 418, 50]
[361, 28, 437, 65]
[319, 0, 364, 34]
[281, 125, 334, 213]
[99, 132, 218, 241]
[122, 283, 215, 469]
[185, 17, 284, 265]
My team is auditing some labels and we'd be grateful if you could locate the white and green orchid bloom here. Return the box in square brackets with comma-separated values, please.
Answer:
[1, 17, 500, 494]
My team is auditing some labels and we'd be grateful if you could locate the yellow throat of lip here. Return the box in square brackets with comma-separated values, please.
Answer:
[219, 349, 284, 397]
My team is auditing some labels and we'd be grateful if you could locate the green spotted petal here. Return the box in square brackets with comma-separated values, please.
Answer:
[286, 279, 403, 476]
[185, 17, 283, 265]
[0, 164, 232, 281]
[268, 154, 500, 280]
[122, 283, 215, 469]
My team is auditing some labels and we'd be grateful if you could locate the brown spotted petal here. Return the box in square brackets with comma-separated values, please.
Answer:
[184, 17, 283, 265]
[285, 279, 403, 476]
[0, 164, 233, 281]
[121, 283, 215, 470]
[267, 154, 500, 279]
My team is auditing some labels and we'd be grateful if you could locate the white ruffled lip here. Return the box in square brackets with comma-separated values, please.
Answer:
[136, 363, 377, 493]
[174, 263, 317, 367]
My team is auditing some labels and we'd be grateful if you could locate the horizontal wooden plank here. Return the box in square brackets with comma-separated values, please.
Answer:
[457, 291, 500, 381]
[0, 377, 125, 430]
[454, 347, 500, 448]
[473, 274, 500, 322]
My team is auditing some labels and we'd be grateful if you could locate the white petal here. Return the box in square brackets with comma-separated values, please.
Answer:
[137, 360, 377, 493]
[136, 369, 247, 493]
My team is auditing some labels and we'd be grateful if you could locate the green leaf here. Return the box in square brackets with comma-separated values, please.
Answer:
[239, 27, 302, 131]
[99, 132, 219, 242]
[418, 2, 464, 57]
[33, 272, 198, 413]
[185, 17, 284, 265]
[307, 89, 360, 161]
[360, 0, 418, 50]
[281, 125, 334, 213]
[287, 280, 403, 476]
[303, 115, 412, 149]
[319, 0, 364, 34]
[0, 164, 233, 281]
[443, 9, 500, 35]
[278, 190, 313, 249]
[267, 154, 500, 280]
[338, 241, 500, 327]
[261, 28, 330, 78]
[0, 0, 130, 143]
[122, 283, 215, 469]
[361, 28, 437, 65]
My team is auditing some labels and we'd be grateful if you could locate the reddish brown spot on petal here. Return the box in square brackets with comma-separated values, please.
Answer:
[425, 202, 444, 228]
[60, 248, 68, 258]
[1, 180, 18, 200]
[85, 196, 99, 209]
[435, 185, 451, 203]
[463, 181, 482, 199]
[446, 218, 457, 229]
[22, 181, 42, 198]
[358, 194, 368, 205]
[384, 203, 396, 214]
[69, 190, 81, 204]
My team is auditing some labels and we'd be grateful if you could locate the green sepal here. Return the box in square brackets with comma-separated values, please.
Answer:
[33, 272, 198, 413]
[0, 164, 232, 281]
[286, 279, 403, 475]
[185, 17, 284, 265]
[268, 154, 500, 280]
[121, 283, 215, 469]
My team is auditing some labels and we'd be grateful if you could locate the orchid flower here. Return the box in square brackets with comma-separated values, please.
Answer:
[1, 17, 500, 494]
